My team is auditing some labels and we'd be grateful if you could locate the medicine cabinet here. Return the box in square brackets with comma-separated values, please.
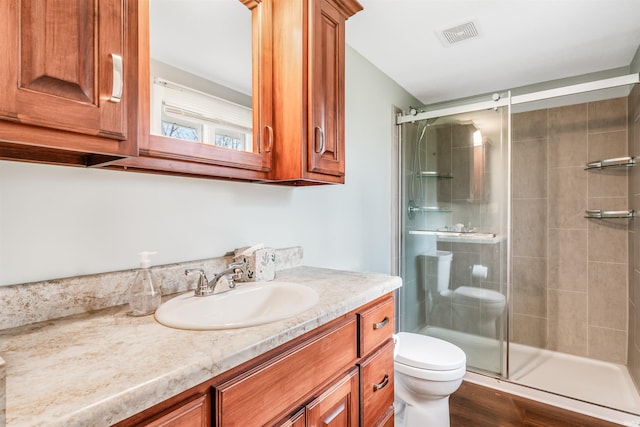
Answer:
[112, 0, 273, 180]
[113, 0, 362, 184]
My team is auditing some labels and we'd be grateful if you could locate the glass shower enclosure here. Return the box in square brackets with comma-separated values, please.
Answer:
[397, 74, 640, 416]
[399, 104, 509, 376]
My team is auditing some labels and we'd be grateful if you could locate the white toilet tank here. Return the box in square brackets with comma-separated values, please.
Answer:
[423, 250, 452, 294]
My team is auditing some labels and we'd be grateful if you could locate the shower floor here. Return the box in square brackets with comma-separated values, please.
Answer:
[421, 326, 640, 415]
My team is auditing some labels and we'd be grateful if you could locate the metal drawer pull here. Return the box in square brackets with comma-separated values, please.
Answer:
[373, 374, 389, 391]
[264, 125, 274, 153]
[314, 126, 325, 153]
[110, 53, 123, 103]
[373, 316, 389, 330]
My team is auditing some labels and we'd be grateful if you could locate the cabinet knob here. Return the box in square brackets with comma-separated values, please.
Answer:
[109, 53, 123, 103]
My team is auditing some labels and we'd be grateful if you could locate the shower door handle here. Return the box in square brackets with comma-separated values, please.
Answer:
[373, 316, 389, 330]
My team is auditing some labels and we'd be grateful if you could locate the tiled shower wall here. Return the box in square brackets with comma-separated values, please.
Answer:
[512, 97, 629, 364]
[629, 83, 640, 389]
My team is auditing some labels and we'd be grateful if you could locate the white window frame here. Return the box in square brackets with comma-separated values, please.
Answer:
[151, 77, 253, 152]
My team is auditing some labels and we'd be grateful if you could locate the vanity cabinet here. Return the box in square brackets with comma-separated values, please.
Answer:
[112, 294, 394, 427]
[0, 0, 139, 166]
[269, 0, 362, 185]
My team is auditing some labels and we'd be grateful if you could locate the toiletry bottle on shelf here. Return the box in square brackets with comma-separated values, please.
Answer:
[127, 251, 161, 316]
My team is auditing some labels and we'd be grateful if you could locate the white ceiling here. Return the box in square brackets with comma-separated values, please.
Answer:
[150, 0, 640, 106]
[347, 0, 640, 104]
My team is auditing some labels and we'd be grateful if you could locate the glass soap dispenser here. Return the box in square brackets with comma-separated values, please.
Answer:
[127, 251, 161, 316]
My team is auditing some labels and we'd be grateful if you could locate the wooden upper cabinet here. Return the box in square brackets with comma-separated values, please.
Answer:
[270, 0, 362, 185]
[0, 0, 138, 165]
[308, 0, 347, 178]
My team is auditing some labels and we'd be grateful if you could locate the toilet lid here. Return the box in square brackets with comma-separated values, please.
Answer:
[395, 332, 466, 371]
[454, 286, 505, 304]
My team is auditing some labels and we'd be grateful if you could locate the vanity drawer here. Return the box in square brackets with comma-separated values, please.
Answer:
[359, 338, 395, 427]
[358, 295, 394, 356]
[214, 316, 357, 426]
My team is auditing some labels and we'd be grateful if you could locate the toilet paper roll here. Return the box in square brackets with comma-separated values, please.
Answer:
[471, 264, 488, 279]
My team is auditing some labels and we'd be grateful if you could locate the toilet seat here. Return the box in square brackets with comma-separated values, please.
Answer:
[454, 286, 505, 305]
[394, 332, 466, 381]
[395, 360, 466, 382]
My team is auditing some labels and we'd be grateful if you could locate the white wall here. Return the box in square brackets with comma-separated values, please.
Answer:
[0, 47, 419, 286]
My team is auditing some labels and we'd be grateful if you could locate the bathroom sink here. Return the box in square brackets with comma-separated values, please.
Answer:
[154, 281, 319, 330]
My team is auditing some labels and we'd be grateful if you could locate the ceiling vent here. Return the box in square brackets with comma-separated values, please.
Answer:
[438, 20, 480, 46]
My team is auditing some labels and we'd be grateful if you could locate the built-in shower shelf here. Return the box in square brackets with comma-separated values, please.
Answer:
[584, 156, 636, 170]
[417, 171, 453, 179]
[584, 209, 634, 219]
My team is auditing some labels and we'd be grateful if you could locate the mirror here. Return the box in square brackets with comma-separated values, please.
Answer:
[149, 0, 254, 152]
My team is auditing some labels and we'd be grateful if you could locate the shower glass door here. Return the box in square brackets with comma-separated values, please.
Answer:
[399, 105, 509, 376]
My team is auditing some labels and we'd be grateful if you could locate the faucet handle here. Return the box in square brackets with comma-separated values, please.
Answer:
[227, 262, 244, 288]
[185, 268, 213, 296]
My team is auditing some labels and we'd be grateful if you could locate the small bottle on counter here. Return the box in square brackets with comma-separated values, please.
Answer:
[127, 251, 161, 316]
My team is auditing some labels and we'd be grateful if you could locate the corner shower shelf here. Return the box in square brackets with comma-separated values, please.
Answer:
[584, 156, 636, 170]
[584, 209, 634, 219]
[417, 171, 453, 179]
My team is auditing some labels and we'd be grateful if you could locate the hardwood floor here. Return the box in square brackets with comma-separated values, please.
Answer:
[449, 381, 624, 427]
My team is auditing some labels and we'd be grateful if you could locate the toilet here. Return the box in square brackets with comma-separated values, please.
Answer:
[423, 251, 506, 337]
[394, 332, 466, 427]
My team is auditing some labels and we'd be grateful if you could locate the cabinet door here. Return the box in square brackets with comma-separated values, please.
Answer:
[269, 0, 360, 185]
[0, 0, 128, 140]
[359, 339, 394, 427]
[306, 368, 359, 427]
[307, 0, 346, 178]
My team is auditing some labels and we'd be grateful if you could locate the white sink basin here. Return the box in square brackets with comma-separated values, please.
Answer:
[154, 281, 319, 330]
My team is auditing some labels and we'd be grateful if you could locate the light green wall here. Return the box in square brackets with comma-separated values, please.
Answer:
[0, 46, 419, 286]
[631, 45, 640, 74]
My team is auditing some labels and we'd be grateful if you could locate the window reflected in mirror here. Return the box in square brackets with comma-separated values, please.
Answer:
[151, 78, 253, 152]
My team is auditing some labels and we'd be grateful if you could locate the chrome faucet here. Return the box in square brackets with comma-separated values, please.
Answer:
[185, 262, 243, 297]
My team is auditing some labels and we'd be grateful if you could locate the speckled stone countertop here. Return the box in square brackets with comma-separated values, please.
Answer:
[0, 266, 401, 427]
